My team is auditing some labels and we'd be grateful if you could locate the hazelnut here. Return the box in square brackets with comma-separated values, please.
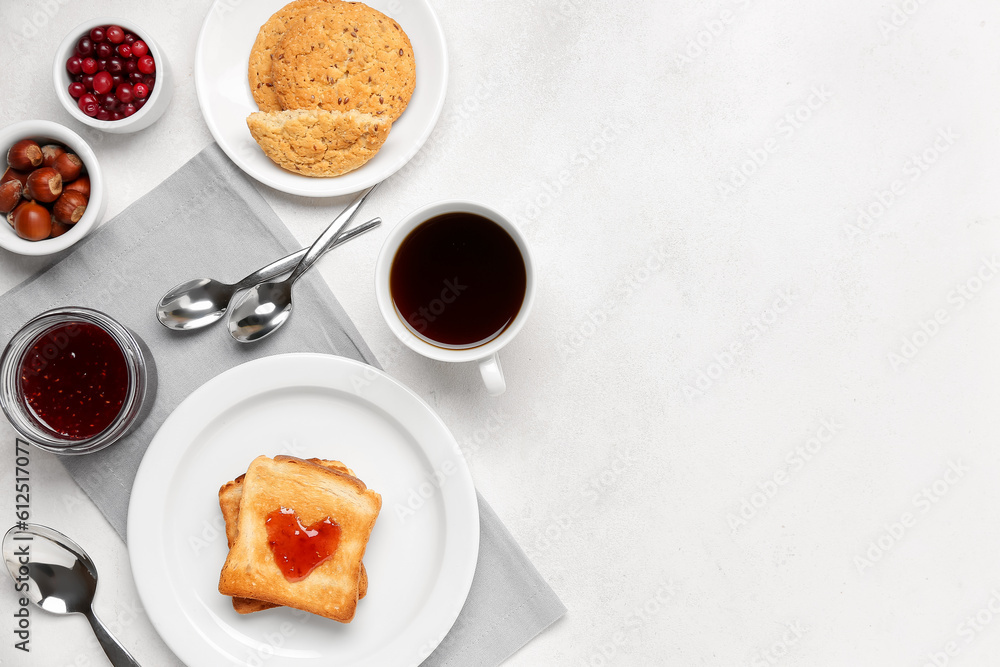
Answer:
[64, 176, 91, 200]
[53, 153, 83, 182]
[6, 200, 28, 227]
[49, 220, 72, 238]
[7, 139, 42, 171]
[25, 167, 62, 203]
[13, 201, 52, 241]
[41, 144, 66, 167]
[0, 179, 22, 214]
[53, 190, 88, 224]
[1, 167, 30, 188]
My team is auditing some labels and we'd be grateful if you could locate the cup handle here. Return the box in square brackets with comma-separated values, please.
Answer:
[478, 353, 506, 395]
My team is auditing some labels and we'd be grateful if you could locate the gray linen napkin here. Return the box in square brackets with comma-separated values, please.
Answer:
[0, 144, 564, 666]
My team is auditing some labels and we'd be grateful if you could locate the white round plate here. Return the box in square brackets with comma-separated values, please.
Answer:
[194, 0, 448, 196]
[128, 354, 479, 667]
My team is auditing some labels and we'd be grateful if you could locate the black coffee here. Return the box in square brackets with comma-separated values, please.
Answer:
[389, 212, 526, 347]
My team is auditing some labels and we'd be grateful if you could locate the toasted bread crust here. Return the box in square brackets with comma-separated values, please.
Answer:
[218, 455, 381, 622]
[218, 459, 368, 614]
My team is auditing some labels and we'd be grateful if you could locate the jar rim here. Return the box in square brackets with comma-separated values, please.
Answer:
[0, 307, 151, 455]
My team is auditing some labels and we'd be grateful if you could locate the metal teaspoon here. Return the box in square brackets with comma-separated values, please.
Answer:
[228, 183, 379, 343]
[3, 524, 140, 667]
[156, 217, 382, 331]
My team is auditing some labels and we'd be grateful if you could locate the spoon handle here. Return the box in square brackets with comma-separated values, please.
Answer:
[231, 217, 382, 292]
[286, 182, 380, 285]
[85, 607, 140, 667]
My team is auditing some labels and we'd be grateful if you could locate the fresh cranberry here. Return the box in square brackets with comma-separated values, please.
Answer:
[96, 108, 111, 121]
[117, 44, 132, 58]
[121, 103, 137, 117]
[111, 111, 123, 121]
[66, 56, 83, 75]
[90, 26, 105, 42]
[133, 82, 149, 99]
[75, 37, 93, 57]
[106, 25, 125, 44]
[97, 59, 108, 71]
[78, 94, 99, 117]
[68, 82, 86, 98]
[137, 55, 155, 74]
[81, 74, 96, 90]
[115, 83, 134, 103]
[131, 40, 148, 58]
[129, 72, 144, 84]
[99, 93, 118, 111]
[143, 75, 155, 89]
[124, 59, 138, 74]
[107, 57, 123, 74]
[125, 33, 137, 44]
[111, 73, 124, 86]
[93, 71, 113, 95]
[95, 42, 112, 59]
[81, 57, 98, 75]
[134, 98, 146, 110]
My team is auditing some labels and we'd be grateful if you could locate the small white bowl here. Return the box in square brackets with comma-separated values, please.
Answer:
[53, 18, 172, 134]
[0, 120, 107, 256]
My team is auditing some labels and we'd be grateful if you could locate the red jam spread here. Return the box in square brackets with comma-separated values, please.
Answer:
[18, 322, 129, 440]
[265, 507, 341, 582]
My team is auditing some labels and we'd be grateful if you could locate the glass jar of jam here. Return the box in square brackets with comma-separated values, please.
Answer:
[0, 307, 156, 454]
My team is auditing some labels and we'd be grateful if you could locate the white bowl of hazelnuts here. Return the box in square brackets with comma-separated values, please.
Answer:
[0, 119, 106, 256]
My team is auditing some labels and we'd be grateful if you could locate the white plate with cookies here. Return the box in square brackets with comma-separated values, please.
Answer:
[195, 0, 447, 196]
[128, 354, 480, 667]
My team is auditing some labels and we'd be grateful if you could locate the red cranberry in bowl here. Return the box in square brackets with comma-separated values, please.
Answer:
[57, 20, 168, 131]
[105, 25, 124, 44]
[93, 72, 113, 95]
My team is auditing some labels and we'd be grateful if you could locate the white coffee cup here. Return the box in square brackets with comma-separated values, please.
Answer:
[375, 200, 535, 395]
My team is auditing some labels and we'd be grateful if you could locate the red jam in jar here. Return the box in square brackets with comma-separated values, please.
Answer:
[265, 507, 341, 582]
[18, 321, 129, 440]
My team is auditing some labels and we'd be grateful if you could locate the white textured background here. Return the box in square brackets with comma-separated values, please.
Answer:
[3, 0, 1000, 665]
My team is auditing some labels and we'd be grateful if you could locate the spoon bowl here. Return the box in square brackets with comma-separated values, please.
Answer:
[156, 217, 382, 331]
[3, 524, 139, 666]
[229, 184, 380, 343]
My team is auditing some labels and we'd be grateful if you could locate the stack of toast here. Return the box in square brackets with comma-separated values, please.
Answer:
[245, 0, 416, 177]
[218, 455, 382, 622]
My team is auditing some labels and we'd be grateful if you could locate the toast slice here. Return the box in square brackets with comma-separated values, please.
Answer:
[218, 459, 368, 614]
[218, 455, 381, 622]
